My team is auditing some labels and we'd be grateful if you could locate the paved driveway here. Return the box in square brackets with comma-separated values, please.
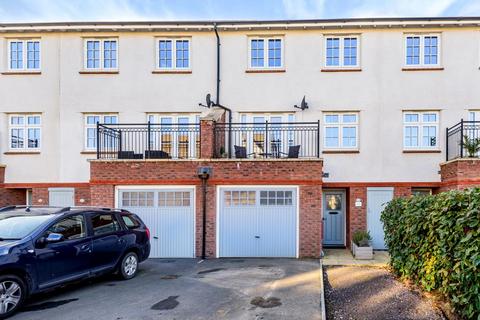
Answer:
[11, 259, 322, 320]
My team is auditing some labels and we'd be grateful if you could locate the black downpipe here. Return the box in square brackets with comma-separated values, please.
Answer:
[201, 176, 208, 259]
[213, 23, 233, 158]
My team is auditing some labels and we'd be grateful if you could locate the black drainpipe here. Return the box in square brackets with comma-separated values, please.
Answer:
[213, 23, 233, 157]
[198, 167, 211, 260]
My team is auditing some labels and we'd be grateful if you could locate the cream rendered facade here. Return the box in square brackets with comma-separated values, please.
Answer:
[0, 18, 479, 185]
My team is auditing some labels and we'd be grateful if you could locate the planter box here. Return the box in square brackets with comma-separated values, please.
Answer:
[351, 241, 373, 260]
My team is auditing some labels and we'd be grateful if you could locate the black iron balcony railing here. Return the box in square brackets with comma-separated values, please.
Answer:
[97, 123, 200, 160]
[214, 121, 321, 159]
[446, 119, 480, 161]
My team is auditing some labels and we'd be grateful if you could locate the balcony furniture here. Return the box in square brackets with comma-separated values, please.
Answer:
[234, 145, 255, 159]
[118, 151, 144, 159]
[274, 145, 301, 159]
[145, 150, 171, 159]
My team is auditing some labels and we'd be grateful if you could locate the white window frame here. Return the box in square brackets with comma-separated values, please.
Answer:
[8, 114, 42, 151]
[403, 111, 440, 150]
[323, 35, 360, 69]
[7, 38, 41, 71]
[468, 110, 480, 121]
[83, 38, 119, 71]
[155, 37, 191, 71]
[404, 34, 441, 68]
[84, 114, 118, 151]
[247, 36, 284, 70]
[323, 112, 359, 150]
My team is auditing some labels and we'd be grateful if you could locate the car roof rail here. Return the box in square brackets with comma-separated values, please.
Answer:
[0, 205, 17, 212]
[56, 207, 71, 213]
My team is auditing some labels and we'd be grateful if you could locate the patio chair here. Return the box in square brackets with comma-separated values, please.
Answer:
[278, 145, 301, 158]
[234, 145, 255, 159]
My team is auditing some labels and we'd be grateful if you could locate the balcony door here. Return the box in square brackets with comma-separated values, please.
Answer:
[240, 113, 294, 157]
[147, 114, 199, 159]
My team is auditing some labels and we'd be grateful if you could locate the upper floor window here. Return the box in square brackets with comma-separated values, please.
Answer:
[8, 39, 40, 71]
[469, 110, 480, 121]
[403, 111, 439, 150]
[405, 34, 440, 67]
[324, 36, 359, 68]
[156, 38, 190, 70]
[249, 37, 283, 69]
[84, 114, 118, 150]
[323, 112, 359, 150]
[84, 38, 118, 70]
[9, 114, 41, 151]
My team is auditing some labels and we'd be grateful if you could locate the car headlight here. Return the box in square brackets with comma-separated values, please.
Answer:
[0, 247, 10, 256]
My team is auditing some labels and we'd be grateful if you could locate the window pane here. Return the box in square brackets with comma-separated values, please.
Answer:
[325, 115, 339, 123]
[175, 40, 189, 68]
[326, 38, 340, 66]
[28, 128, 40, 148]
[251, 39, 264, 67]
[325, 127, 339, 147]
[405, 114, 419, 122]
[11, 128, 24, 148]
[27, 41, 40, 69]
[424, 36, 438, 65]
[91, 214, 120, 235]
[268, 39, 281, 67]
[404, 126, 419, 147]
[159, 40, 173, 68]
[48, 215, 86, 240]
[406, 36, 420, 65]
[342, 127, 357, 147]
[87, 116, 100, 125]
[343, 114, 357, 123]
[86, 40, 100, 69]
[103, 40, 117, 69]
[423, 113, 437, 122]
[422, 126, 437, 147]
[343, 37, 357, 66]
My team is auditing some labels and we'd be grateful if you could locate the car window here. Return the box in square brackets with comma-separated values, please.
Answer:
[91, 214, 120, 236]
[0, 215, 53, 239]
[47, 215, 86, 240]
[121, 215, 141, 229]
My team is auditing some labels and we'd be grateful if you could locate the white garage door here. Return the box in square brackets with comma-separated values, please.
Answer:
[118, 188, 195, 258]
[218, 187, 297, 257]
[367, 187, 394, 250]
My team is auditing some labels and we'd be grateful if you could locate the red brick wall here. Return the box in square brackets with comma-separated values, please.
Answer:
[0, 166, 26, 206]
[394, 186, 411, 198]
[347, 187, 367, 248]
[440, 159, 480, 191]
[90, 159, 323, 258]
[74, 186, 91, 205]
[32, 188, 49, 205]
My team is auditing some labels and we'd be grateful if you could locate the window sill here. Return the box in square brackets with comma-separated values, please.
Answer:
[79, 70, 119, 74]
[1, 71, 41, 75]
[322, 150, 360, 154]
[81, 151, 97, 155]
[152, 70, 192, 74]
[403, 150, 441, 153]
[245, 69, 286, 73]
[4, 151, 41, 155]
[402, 67, 444, 71]
[321, 68, 362, 72]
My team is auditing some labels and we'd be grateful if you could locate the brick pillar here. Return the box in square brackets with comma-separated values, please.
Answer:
[0, 165, 5, 184]
[200, 119, 215, 159]
[32, 188, 49, 205]
[90, 184, 115, 207]
[299, 185, 322, 258]
[348, 187, 367, 248]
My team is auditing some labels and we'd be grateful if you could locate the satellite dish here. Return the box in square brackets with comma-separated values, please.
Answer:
[294, 96, 309, 111]
[206, 93, 213, 107]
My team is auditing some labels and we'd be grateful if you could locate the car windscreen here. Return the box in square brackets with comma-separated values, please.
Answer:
[0, 215, 53, 239]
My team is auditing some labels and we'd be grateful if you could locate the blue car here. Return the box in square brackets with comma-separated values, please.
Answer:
[0, 206, 150, 318]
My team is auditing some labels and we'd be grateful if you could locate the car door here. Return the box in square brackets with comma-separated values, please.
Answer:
[89, 213, 127, 273]
[34, 214, 92, 288]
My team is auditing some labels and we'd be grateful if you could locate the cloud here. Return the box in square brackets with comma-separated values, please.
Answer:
[282, 0, 326, 19]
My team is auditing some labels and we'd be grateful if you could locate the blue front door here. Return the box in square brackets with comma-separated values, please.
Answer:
[323, 191, 345, 246]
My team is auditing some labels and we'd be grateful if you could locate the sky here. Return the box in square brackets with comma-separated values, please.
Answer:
[0, 0, 480, 23]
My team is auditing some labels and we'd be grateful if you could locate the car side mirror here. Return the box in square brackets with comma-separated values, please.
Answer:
[45, 233, 64, 243]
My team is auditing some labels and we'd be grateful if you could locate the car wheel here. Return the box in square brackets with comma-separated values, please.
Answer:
[0, 275, 26, 319]
[119, 252, 139, 280]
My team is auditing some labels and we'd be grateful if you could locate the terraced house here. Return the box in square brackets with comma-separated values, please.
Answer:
[1, 17, 479, 259]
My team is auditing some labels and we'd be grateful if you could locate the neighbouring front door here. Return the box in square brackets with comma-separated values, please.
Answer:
[367, 187, 394, 250]
[323, 191, 345, 246]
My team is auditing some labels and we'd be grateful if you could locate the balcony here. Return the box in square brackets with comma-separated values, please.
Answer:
[96, 120, 321, 160]
[446, 120, 480, 161]
[97, 123, 200, 160]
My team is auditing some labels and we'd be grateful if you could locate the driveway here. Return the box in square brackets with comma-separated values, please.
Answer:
[11, 259, 322, 320]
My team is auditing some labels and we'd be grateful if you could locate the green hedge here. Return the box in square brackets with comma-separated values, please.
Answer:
[381, 188, 480, 319]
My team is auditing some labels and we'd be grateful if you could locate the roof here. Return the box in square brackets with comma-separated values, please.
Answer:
[1, 17, 480, 33]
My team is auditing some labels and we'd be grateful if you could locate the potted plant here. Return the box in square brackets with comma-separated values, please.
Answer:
[218, 146, 228, 158]
[351, 230, 373, 260]
[463, 135, 480, 158]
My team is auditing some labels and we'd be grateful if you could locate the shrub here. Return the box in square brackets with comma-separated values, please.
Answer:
[463, 135, 480, 158]
[381, 188, 480, 319]
[352, 230, 372, 247]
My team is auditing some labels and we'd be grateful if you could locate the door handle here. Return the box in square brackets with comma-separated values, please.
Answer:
[80, 244, 91, 252]
[255, 236, 260, 239]
[153, 236, 159, 240]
